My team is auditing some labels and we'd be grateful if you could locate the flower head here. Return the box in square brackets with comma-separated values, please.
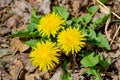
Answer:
[38, 12, 65, 37]
[29, 41, 60, 72]
[57, 27, 86, 55]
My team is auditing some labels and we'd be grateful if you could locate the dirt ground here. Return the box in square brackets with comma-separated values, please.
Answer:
[0, 0, 120, 80]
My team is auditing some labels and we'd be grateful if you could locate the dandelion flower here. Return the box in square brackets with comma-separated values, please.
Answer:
[38, 12, 65, 37]
[29, 41, 60, 72]
[57, 27, 86, 55]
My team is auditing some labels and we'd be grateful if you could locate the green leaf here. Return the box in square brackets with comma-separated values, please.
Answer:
[93, 14, 110, 27]
[82, 14, 92, 24]
[31, 8, 42, 24]
[99, 55, 111, 68]
[77, 17, 83, 23]
[100, 0, 109, 3]
[61, 58, 69, 73]
[62, 72, 73, 80]
[87, 68, 102, 80]
[66, 20, 73, 26]
[53, 6, 69, 20]
[87, 5, 99, 16]
[29, 31, 41, 37]
[61, 59, 73, 80]
[28, 8, 42, 31]
[27, 22, 38, 31]
[87, 27, 96, 39]
[63, 76, 73, 80]
[12, 8, 42, 38]
[12, 29, 30, 38]
[12, 29, 41, 38]
[24, 39, 39, 47]
[81, 28, 88, 37]
[80, 52, 100, 67]
[95, 33, 110, 50]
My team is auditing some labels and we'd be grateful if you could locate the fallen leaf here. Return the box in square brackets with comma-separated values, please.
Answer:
[25, 70, 41, 80]
[72, 68, 88, 80]
[0, 67, 13, 80]
[0, 48, 11, 58]
[6, 15, 19, 28]
[10, 37, 29, 53]
[9, 59, 24, 80]
[44, 72, 51, 80]
[20, 53, 36, 73]
[16, 25, 27, 32]
[50, 67, 63, 80]
[40, 0, 51, 14]
[11, 1, 32, 16]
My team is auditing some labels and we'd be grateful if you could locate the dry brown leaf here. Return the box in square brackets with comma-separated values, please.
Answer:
[11, 1, 32, 16]
[115, 59, 120, 72]
[110, 52, 120, 59]
[0, 48, 11, 58]
[25, 70, 40, 80]
[0, 0, 12, 8]
[72, 68, 89, 80]
[50, 67, 63, 80]
[16, 25, 27, 32]
[9, 59, 24, 80]
[44, 72, 51, 80]
[0, 28, 11, 36]
[0, 67, 13, 80]
[72, 0, 81, 17]
[10, 37, 29, 53]
[19, 53, 36, 73]
[40, 0, 51, 14]
[6, 15, 19, 28]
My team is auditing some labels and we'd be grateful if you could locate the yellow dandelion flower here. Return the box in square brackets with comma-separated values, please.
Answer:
[29, 41, 60, 72]
[57, 27, 86, 55]
[38, 12, 65, 37]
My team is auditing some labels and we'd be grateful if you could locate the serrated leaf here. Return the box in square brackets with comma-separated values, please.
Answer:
[28, 9, 42, 31]
[87, 27, 96, 39]
[99, 55, 111, 68]
[103, 57, 111, 67]
[87, 5, 99, 16]
[87, 68, 102, 80]
[80, 52, 100, 67]
[93, 14, 110, 27]
[53, 6, 69, 20]
[27, 22, 38, 31]
[12, 29, 30, 38]
[31, 8, 42, 24]
[82, 14, 92, 24]
[12, 29, 41, 38]
[77, 17, 83, 22]
[24, 39, 39, 47]
[29, 31, 41, 37]
[66, 20, 72, 26]
[81, 28, 88, 37]
[95, 33, 110, 50]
